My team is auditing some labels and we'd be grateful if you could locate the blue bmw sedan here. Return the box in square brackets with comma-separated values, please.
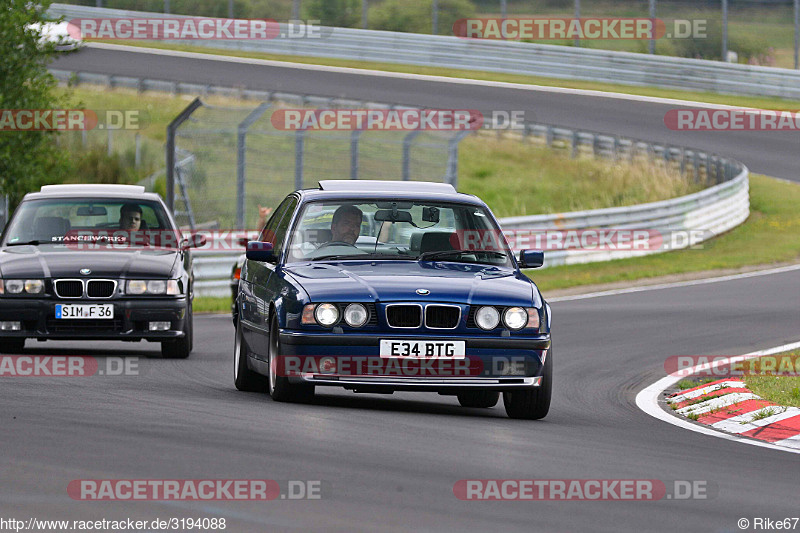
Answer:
[233, 180, 552, 419]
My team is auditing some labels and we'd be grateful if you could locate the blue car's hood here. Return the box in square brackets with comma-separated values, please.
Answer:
[283, 261, 538, 307]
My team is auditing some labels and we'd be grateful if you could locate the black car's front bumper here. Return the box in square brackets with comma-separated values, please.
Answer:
[0, 298, 188, 341]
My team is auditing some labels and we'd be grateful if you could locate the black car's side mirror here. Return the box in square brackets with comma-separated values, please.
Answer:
[519, 249, 544, 269]
[246, 241, 276, 263]
[183, 233, 207, 249]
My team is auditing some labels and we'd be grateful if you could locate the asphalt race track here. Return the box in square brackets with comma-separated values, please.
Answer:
[53, 44, 800, 182]
[2, 268, 799, 532]
[0, 43, 792, 531]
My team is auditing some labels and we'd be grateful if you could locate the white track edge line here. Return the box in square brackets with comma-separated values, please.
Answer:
[635, 340, 800, 455]
[85, 42, 791, 111]
[548, 263, 800, 302]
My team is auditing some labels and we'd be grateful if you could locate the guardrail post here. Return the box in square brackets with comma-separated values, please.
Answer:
[402, 130, 422, 181]
[571, 130, 579, 158]
[166, 97, 203, 211]
[295, 129, 306, 190]
[236, 102, 270, 230]
[546, 126, 554, 147]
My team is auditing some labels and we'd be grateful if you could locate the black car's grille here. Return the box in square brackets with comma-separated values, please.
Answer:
[87, 280, 116, 298]
[54, 280, 83, 298]
[46, 318, 123, 333]
[386, 305, 422, 328]
[425, 305, 461, 329]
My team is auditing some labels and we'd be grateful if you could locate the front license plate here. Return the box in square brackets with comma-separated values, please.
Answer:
[380, 340, 466, 359]
[55, 304, 114, 319]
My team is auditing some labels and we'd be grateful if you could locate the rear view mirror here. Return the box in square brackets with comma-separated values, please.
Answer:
[374, 209, 412, 223]
[77, 206, 108, 216]
[183, 233, 207, 249]
[422, 207, 440, 223]
[519, 250, 544, 269]
[246, 241, 276, 263]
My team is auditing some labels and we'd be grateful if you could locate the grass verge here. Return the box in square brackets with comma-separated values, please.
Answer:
[90, 40, 800, 111]
[193, 296, 231, 314]
[743, 351, 800, 408]
[526, 175, 800, 292]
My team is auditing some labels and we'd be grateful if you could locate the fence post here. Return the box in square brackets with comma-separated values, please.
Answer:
[166, 98, 203, 211]
[571, 130, 580, 157]
[135, 134, 141, 169]
[445, 131, 471, 189]
[350, 129, 363, 179]
[402, 130, 422, 181]
[295, 129, 306, 190]
[107, 128, 113, 157]
[236, 102, 271, 230]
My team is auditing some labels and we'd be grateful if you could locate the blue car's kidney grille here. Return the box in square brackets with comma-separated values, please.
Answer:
[386, 305, 422, 328]
[425, 305, 460, 329]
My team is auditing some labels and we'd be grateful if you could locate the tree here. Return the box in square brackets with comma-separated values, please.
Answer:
[0, 1, 71, 208]
[302, 0, 360, 28]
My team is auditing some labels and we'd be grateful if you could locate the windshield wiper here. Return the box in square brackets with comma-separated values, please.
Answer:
[311, 253, 415, 262]
[418, 250, 507, 262]
[4, 240, 45, 247]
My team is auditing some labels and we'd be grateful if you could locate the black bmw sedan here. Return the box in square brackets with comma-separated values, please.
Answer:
[0, 184, 205, 358]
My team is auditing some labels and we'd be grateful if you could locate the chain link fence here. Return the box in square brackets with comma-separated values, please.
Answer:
[168, 98, 463, 231]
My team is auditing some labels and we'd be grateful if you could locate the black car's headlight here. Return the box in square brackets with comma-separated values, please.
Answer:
[0, 279, 45, 295]
[126, 280, 180, 295]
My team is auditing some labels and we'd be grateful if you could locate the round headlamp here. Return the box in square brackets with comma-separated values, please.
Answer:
[475, 306, 500, 330]
[503, 307, 528, 330]
[315, 303, 339, 327]
[343, 303, 368, 328]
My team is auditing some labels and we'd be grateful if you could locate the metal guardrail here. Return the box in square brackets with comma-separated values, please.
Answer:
[49, 67, 749, 295]
[49, 3, 800, 100]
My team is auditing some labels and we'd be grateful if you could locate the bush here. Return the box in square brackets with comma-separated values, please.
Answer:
[673, 21, 771, 63]
[369, 0, 476, 34]
[302, 0, 360, 28]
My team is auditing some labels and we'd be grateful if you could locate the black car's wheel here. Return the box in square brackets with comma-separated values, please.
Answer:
[233, 319, 268, 392]
[503, 344, 552, 420]
[1, 338, 25, 354]
[457, 391, 500, 408]
[268, 317, 314, 403]
[161, 304, 192, 359]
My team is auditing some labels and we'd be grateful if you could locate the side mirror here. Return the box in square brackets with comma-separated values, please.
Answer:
[519, 249, 544, 269]
[182, 233, 207, 249]
[246, 241, 275, 263]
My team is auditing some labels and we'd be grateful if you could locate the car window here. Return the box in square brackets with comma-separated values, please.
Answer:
[2, 198, 174, 247]
[272, 197, 298, 258]
[285, 200, 512, 267]
[259, 196, 295, 245]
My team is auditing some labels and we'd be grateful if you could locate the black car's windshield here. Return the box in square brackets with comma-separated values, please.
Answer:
[286, 200, 513, 268]
[1, 198, 177, 248]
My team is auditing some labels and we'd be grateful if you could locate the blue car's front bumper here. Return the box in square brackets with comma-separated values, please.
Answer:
[277, 330, 550, 392]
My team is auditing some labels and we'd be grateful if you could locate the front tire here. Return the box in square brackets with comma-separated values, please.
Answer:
[268, 317, 314, 403]
[503, 344, 552, 420]
[457, 391, 500, 408]
[233, 319, 268, 392]
[161, 305, 192, 359]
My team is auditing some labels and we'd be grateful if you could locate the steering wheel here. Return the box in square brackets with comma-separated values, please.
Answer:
[316, 241, 360, 249]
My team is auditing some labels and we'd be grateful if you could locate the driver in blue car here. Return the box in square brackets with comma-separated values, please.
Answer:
[329, 205, 363, 245]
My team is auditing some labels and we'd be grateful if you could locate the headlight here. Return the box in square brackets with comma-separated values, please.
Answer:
[127, 280, 180, 295]
[343, 303, 368, 327]
[24, 280, 44, 294]
[314, 303, 339, 327]
[503, 307, 528, 330]
[0, 279, 45, 295]
[475, 306, 500, 330]
[5, 280, 24, 294]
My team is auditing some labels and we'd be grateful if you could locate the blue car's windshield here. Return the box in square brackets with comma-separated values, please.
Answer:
[285, 200, 513, 267]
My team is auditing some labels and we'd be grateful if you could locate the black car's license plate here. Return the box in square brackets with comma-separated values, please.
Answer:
[379, 340, 466, 359]
[55, 304, 114, 319]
